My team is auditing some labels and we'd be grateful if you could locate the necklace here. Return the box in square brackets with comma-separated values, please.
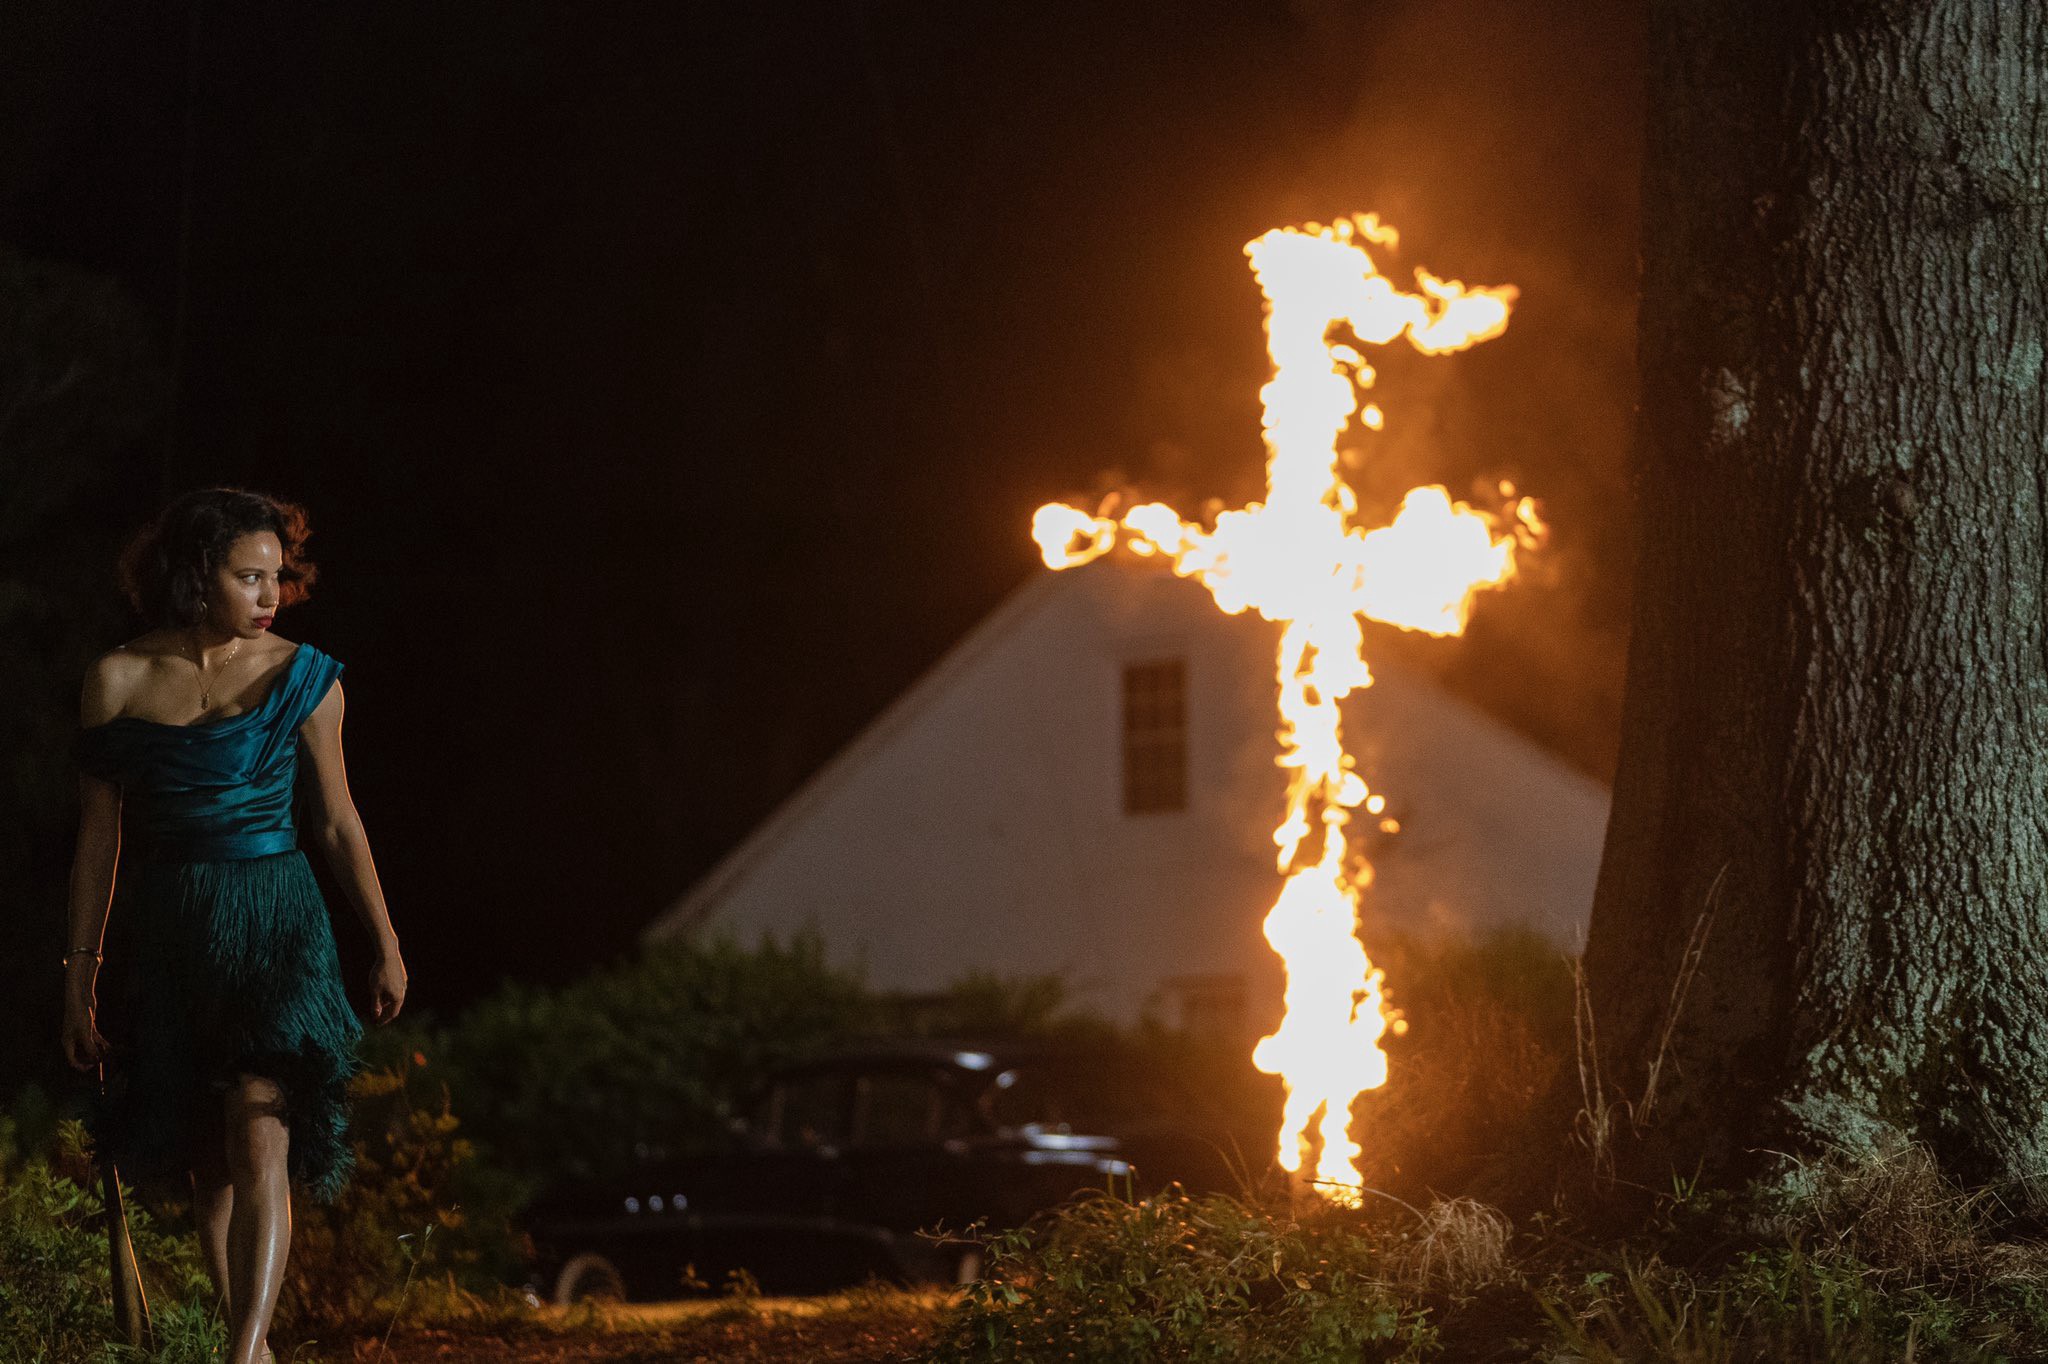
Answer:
[191, 631, 242, 710]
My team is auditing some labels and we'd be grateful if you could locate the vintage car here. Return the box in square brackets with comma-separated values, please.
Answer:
[523, 1039, 1251, 1301]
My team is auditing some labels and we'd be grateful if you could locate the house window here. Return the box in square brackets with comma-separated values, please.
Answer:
[1122, 658, 1187, 814]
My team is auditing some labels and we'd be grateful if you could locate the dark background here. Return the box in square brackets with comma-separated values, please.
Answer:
[1, 1, 1642, 1098]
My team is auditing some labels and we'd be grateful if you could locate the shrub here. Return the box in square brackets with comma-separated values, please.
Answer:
[1384, 1197, 1515, 1295]
[1536, 1143, 2048, 1362]
[3, 1055, 525, 1347]
[1788, 1142, 2042, 1284]
[1351, 928, 1574, 1203]
[929, 1184, 1439, 1364]
[1537, 1243, 2048, 1363]
[418, 931, 876, 1186]
[0, 1116, 222, 1364]
[877, 970, 1119, 1045]
[280, 1055, 530, 1329]
[374, 930, 1251, 1204]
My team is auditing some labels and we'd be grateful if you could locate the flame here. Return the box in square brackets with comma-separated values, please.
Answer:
[1032, 214, 1535, 1201]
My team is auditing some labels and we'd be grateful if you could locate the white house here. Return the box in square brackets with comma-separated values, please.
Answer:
[643, 555, 1610, 1029]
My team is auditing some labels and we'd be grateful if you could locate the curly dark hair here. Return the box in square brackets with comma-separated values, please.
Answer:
[118, 487, 320, 629]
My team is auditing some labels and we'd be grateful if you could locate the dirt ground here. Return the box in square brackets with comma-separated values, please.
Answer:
[309, 1292, 953, 1364]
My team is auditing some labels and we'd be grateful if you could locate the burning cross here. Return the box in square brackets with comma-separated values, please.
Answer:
[1032, 214, 1540, 1202]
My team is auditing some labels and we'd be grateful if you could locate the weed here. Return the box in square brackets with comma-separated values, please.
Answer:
[1351, 929, 1575, 1202]
[927, 1184, 1438, 1363]
[279, 1057, 526, 1330]
[1797, 1143, 2007, 1281]
[1386, 1197, 1515, 1295]
[0, 1127, 222, 1364]
[1536, 1241, 2042, 1363]
[1536, 1142, 2048, 1363]
[1569, 871, 1722, 1192]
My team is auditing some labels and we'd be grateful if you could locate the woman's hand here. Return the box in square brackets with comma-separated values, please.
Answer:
[369, 948, 408, 1025]
[61, 990, 110, 1072]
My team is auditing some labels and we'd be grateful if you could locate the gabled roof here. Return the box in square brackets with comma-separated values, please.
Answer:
[646, 569, 1069, 942]
[645, 554, 1610, 956]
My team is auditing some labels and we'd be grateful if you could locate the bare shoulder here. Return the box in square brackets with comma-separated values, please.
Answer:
[81, 642, 155, 725]
[260, 634, 302, 672]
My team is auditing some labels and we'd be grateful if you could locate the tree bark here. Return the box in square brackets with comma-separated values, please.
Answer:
[1584, 0, 2048, 1191]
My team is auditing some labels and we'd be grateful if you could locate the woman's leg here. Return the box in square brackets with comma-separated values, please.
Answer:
[190, 1146, 235, 1315]
[221, 1073, 291, 1364]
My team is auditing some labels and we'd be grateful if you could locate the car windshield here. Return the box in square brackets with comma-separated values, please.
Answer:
[983, 1057, 1194, 1135]
[750, 1068, 850, 1150]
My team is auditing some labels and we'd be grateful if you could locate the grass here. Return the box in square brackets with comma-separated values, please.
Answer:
[908, 1142, 2048, 1364]
[1385, 1197, 1514, 1295]
[907, 922, 2048, 1363]
[1346, 928, 1576, 1207]
[320, 1286, 955, 1362]
[927, 1183, 1441, 1363]
[16, 932, 2048, 1362]
[1537, 1241, 2048, 1363]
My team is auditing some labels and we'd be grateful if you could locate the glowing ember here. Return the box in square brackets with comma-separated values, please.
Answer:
[1032, 214, 1538, 1201]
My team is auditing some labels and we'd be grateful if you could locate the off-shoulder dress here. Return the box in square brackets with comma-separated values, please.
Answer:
[76, 643, 362, 1201]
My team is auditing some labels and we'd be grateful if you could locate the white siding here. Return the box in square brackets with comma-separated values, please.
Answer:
[647, 559, 1609, 1023]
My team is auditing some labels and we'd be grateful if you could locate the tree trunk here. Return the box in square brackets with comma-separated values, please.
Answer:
[1584, 0, 2048, 1191]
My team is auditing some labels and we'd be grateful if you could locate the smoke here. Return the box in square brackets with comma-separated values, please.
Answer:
[1296, 0, 1645, 779]
[1088, 0, 1642, 776]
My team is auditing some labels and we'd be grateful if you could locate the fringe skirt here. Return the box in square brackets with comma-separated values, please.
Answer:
[90, 850, 363, 1203]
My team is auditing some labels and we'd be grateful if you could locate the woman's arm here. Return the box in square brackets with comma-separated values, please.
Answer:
[300, 679, 407, 1024]
[62, 660, 123, 1070]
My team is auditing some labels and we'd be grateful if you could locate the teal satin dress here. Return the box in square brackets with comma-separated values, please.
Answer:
[77, 643, 363, 1202]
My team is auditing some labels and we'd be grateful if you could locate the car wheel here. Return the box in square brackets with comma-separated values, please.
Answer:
[553, 1251, 627, 1306]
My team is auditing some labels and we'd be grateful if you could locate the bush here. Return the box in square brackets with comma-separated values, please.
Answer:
[279, 1055, 530, 1329]
[1788, 1142, 2048, 1284]
[1538, 1243, 2048, 1363]
[1535, 1143, 2048, 1362]
[876, 970, 1120, 1045]
[4, 932, 1139, 1350]
[416, 931, 876, 1187]
[929, 1184, 1439, 1364]
[1352, 928, 1575, 1204]
[2, 1052, 526, 1349]
[0, 1114, 222, 1364]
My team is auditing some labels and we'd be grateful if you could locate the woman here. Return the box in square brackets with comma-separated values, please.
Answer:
[60, 487, 407, 1364]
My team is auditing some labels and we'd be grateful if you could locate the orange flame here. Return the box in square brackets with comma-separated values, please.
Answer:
[1032, 214, 1535, 1201]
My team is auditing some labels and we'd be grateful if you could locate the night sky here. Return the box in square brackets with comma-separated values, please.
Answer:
[2, 1, 1643, 1076]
